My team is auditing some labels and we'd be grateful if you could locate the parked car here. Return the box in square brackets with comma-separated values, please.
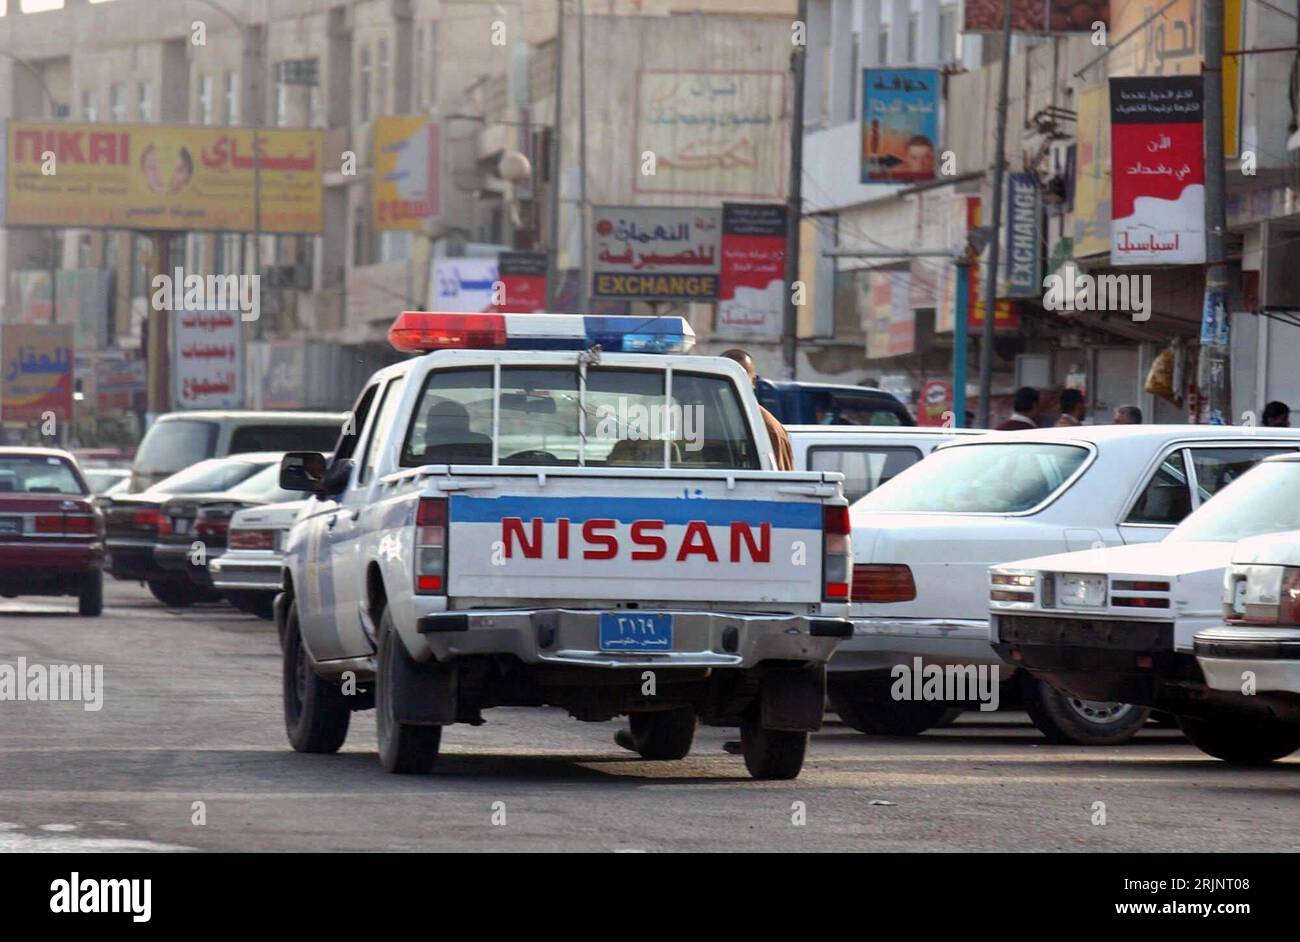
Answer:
[208, 498, 308, 623]
[788, 425, 984, 502]
[153, 461, 302, 617]
[103, 452, 283, 606]
[990, 452, 1300, 745]
[757, 380, 914, 426]
[0, 448, 104, 616]
[834, 424, 1300, 743]
[129, 410, 346, 492]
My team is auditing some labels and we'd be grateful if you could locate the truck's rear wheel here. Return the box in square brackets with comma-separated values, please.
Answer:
[1177, 714, 1300, 765]
[282, 600, 350, 753]
[739, 712, 807, 780]
[1022, 677, 1149, 745]
[828, 682, 951, 736]
[625, 708, 696, 760]
[376, 608, 442, 774]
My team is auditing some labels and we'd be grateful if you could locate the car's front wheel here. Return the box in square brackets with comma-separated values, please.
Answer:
[1177, 714, 1300, 765]
[1022, 677, 1150, 745]
[282, 600, 350, 754]
[375, 608, 442, 774]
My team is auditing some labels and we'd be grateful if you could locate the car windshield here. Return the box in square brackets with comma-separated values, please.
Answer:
[1167, 461, 1300, 543]
[134, 419, 218, 474]
[0, 455, 85, 495]
[400, 365, 761, 469]
[152, 458, 269, 494]
[854, 442, 1090, 514]
[225, 463, 299, 503]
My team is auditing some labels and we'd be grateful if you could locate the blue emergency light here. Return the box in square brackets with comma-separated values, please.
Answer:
[388, 312, 695, 355]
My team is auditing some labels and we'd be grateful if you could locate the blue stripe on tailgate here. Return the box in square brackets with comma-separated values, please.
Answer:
[449, 495, 822, 529]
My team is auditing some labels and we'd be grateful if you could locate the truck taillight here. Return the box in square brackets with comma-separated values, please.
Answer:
[853, 564, 916, 602]
[415, 497, 447, 594]
[822, 505, 852, 601]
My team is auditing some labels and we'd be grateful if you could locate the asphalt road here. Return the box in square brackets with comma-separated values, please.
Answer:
[0, 580, 1296, 853]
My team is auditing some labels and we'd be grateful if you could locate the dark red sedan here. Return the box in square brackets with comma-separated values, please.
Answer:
[0, 448, 104, 616]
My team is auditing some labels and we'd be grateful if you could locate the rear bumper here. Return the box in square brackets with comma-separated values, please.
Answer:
[414, 608, 852, 669]
[828, 615, 1000, 673]
[106, 539, 160, 580]
[209, 551, 283, 592]
[153, 542, 219, 588]
[0, 541, 99, 594]
[1195, 627, 1300, 697]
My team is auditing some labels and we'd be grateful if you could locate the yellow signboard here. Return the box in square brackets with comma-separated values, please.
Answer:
[372, 116, 442, 232]
[5, 123, 323, 233]
[1108, 0, 1242, 156]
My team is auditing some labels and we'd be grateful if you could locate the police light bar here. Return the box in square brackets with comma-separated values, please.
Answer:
[388, 312, 695, 355]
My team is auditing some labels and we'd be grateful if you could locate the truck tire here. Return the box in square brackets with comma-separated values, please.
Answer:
[147, 578, 199, 607]
[282, 600, 350, 754]
[78, 570, 103, 617]
[626, 708, 696, 760]
[1177, 715, 1300, 765]
[1022, 677, 1149, 745]
[828, 685, 951, 736]
[376, 608, 442, 774]
[739, 712, 807, 780]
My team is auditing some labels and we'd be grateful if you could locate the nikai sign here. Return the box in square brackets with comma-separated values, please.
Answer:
[1109, 76, 1206, 265]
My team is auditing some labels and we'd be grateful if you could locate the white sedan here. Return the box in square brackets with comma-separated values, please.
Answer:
[834, 424, 1300, 743]
[208, 498, 308, 623]
[991, 452, 1300, 745]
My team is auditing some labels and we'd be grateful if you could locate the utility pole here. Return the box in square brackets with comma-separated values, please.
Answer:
[976, 0, 1014, 428]
[1199, 0, 1231, 423]
[783, 0, 808, 380]
[576, 0, 590, 313]
[547, 0, 566, 309]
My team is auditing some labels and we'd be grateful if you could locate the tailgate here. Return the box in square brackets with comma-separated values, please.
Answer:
[444, 472, 831, 604]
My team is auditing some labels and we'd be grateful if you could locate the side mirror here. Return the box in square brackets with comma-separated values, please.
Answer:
[280, 452, 328, 493]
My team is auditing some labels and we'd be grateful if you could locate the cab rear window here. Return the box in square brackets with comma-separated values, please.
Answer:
[401, 366, 761, 469]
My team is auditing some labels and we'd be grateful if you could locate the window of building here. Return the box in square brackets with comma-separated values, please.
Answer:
[377, 38, 390, 115]
[81, 90, 97, 121]
[198, 73, 214, 125]
[137, 81, 153, 121]
[109, 83, 125, 122]
[358, 46, 372, 123]
[224, 70, 240, 125]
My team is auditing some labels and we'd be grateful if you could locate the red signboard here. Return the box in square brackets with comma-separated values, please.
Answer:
[493, 252, 548, 313]
[717, 203, 786, 336]
[963, 0, 1108, 33]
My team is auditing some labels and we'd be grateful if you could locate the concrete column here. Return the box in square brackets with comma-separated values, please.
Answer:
[805, 0, 831, 128]
[887, 0, 908, 64]
[829, 0, 854, 124]
[918, 0, 940, 65]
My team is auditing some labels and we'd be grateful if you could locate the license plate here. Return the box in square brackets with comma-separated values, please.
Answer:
[599, 612, 673, 653]
[173, 518, 191, 535]
[1058, 573, 1106, 608]
[0, 516, 20, 535]
[1232, 579, 1247, 616]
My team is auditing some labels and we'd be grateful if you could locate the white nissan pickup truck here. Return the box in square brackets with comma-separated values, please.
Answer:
[274, 312, 852, 780]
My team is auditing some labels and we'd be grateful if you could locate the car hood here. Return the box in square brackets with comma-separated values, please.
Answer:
[999, 541, 1236, 579]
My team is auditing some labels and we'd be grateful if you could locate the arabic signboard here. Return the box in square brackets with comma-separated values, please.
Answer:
[633, 70, 787, 200]
[1109, 0, 1242, 156]
[492, 252, 548, 313]
[94, 355, 147, 412]
[431, 257, 500, 313]
[862, 270, 915, 360]
[716, 203, 786, 337]
[372, 116, 442, 232]
[1003, 173, 1041, 299]
[0, 325, 73, 423]
[591, 206, 721, 301]
[963, 0, 1107, 32]
[1071, 85, 1112, 259]
[861, 69, 939, 184]
[172, 310, 244, 410]
[1110, 76, 1206, 266]
[4, 123, 324, 233]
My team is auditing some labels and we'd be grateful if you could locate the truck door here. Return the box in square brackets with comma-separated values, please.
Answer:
[324, 374, 406, 659]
